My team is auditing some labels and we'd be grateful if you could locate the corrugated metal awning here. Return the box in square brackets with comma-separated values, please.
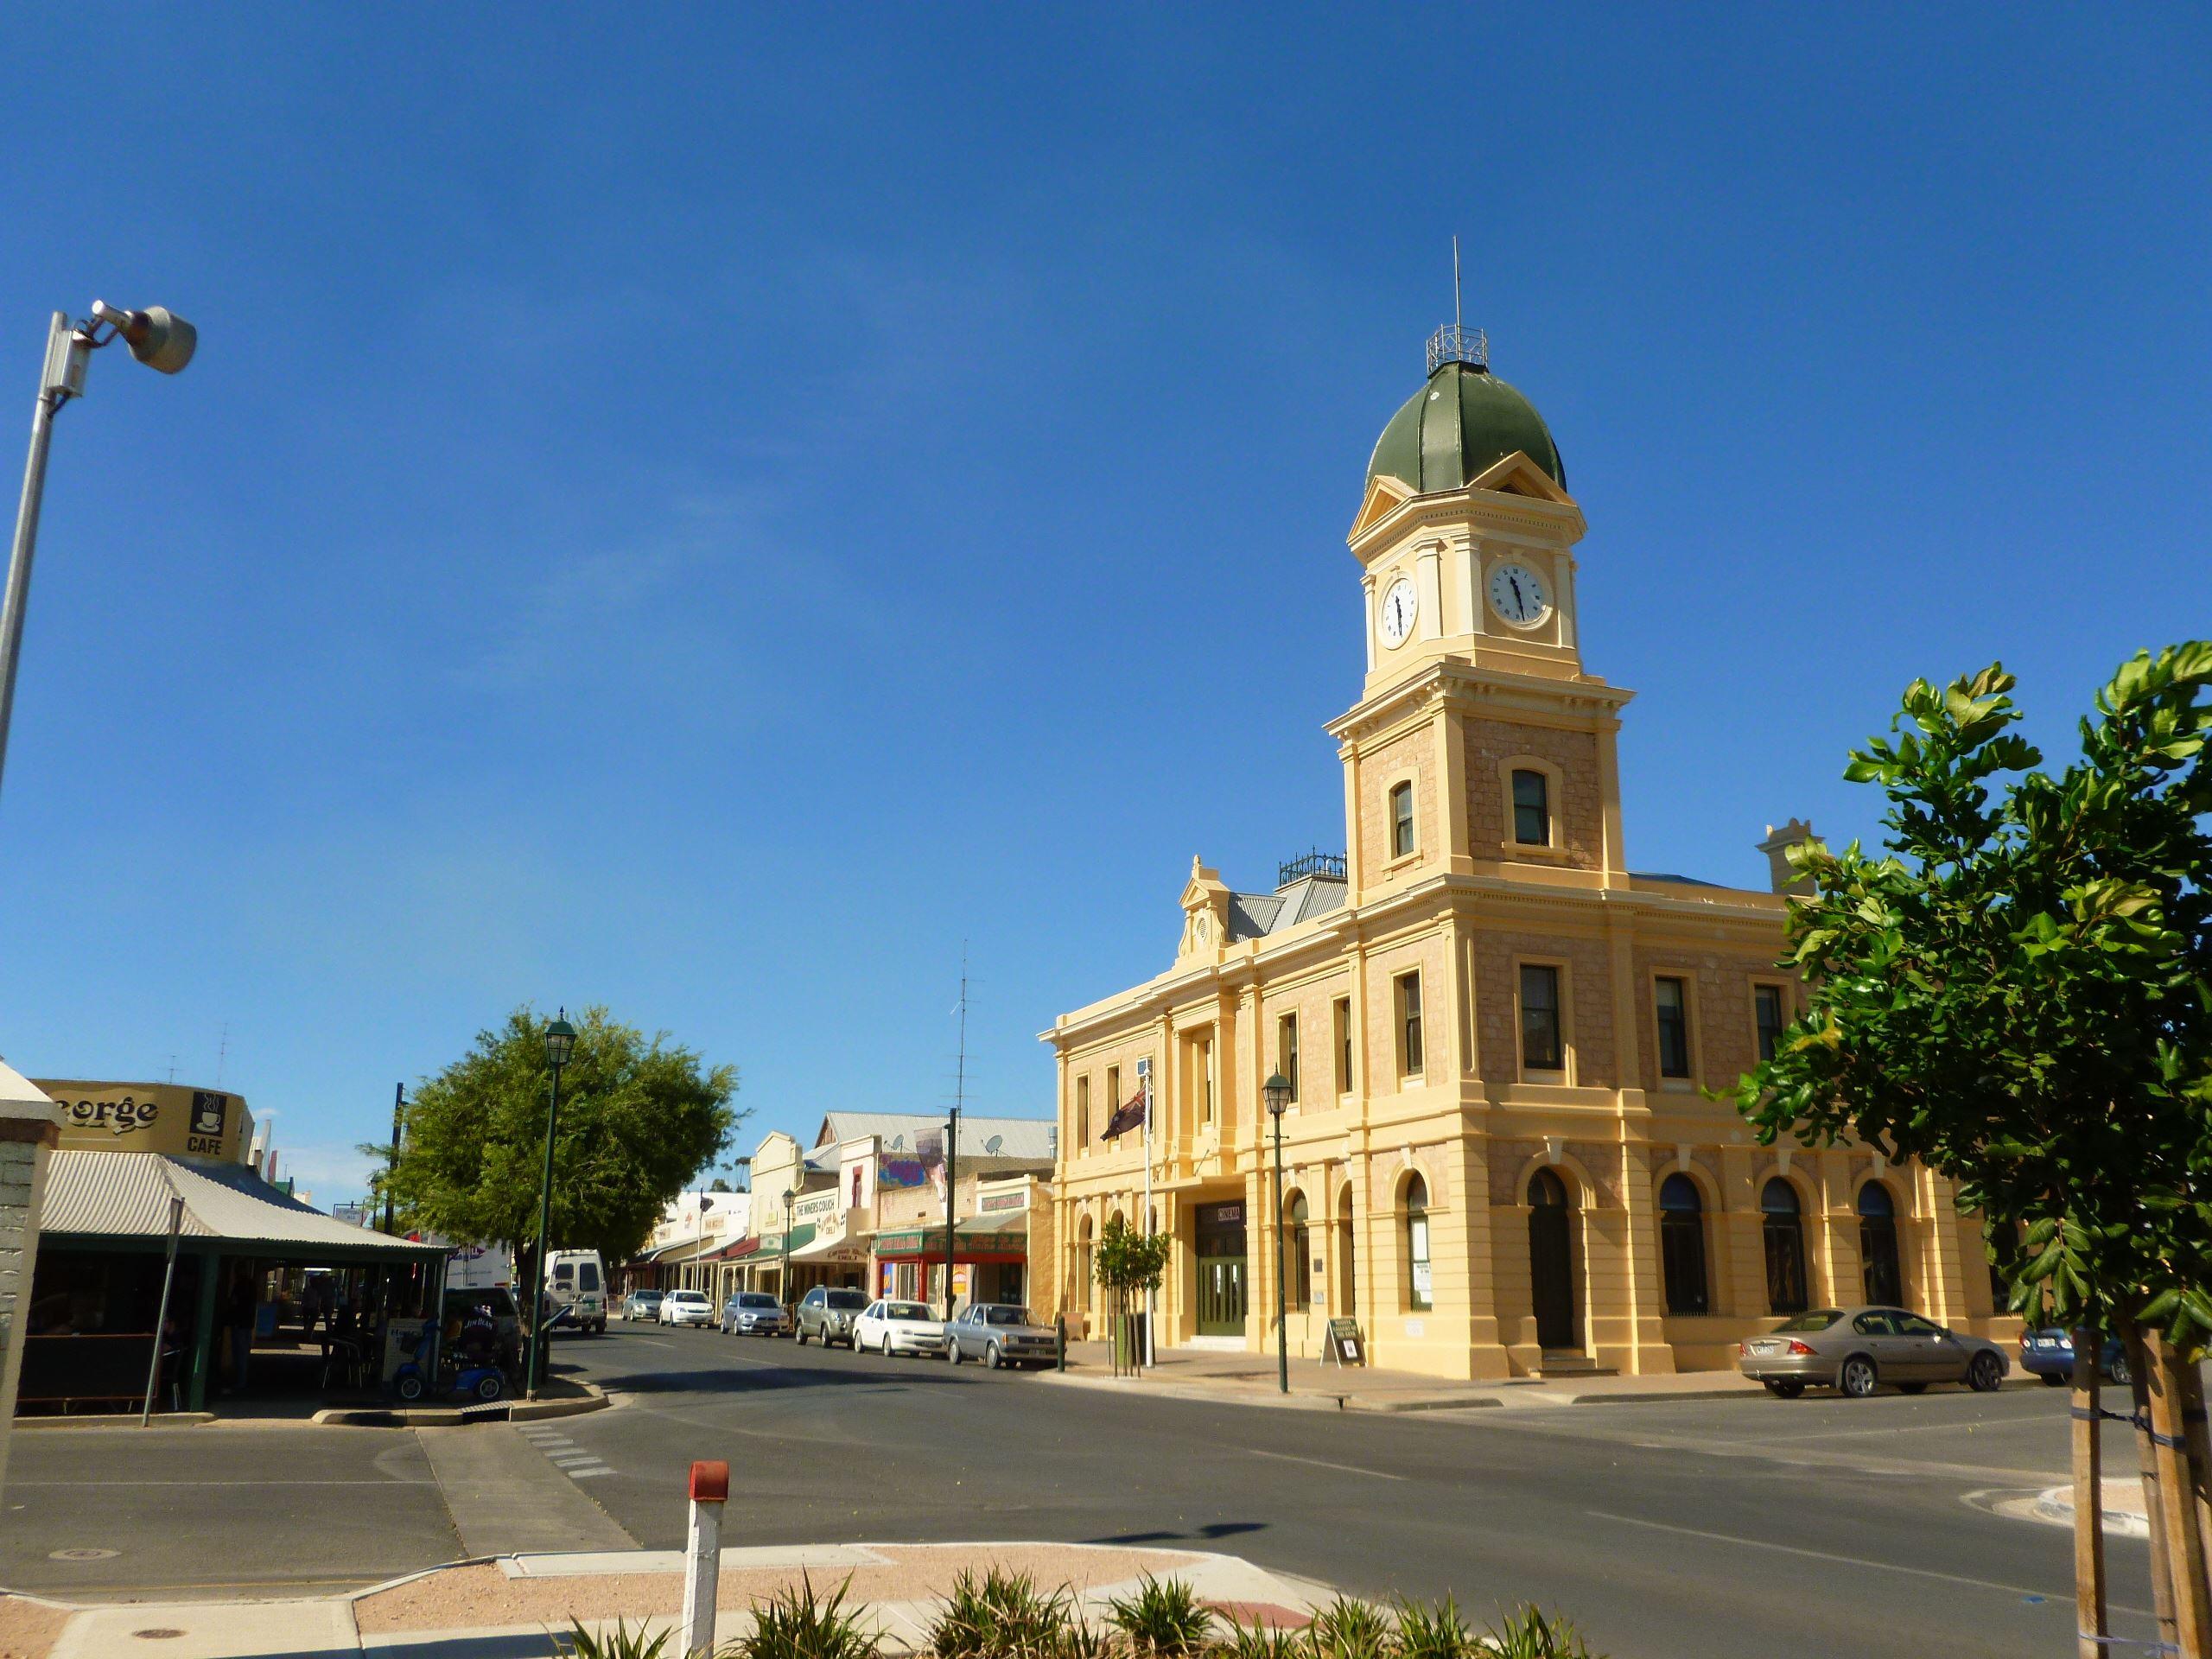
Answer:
[39, 1150, 443, 1257]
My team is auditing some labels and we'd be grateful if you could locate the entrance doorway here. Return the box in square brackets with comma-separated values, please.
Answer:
[1527, 1169, 1577, 1351]
[1194, 1201, 1248, 1336]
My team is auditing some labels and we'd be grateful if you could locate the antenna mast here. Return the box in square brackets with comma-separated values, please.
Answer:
[1453, 233, 1462, 332]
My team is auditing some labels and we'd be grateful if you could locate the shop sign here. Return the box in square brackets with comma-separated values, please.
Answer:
[794, 1191, 839, 1222]
[978, 1191, 1027, 1213]
[41, 1080, 250, 1162]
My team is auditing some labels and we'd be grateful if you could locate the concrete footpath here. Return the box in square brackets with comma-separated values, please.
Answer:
[1045, 1340, 1770, 1411]
[1, 1541, 1333, 1659]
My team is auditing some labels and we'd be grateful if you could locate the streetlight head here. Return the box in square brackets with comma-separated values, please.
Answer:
[1263, 1072, 1293, 1116]
[543, 1007, 577, 1067]
[100, 304, 196, 374]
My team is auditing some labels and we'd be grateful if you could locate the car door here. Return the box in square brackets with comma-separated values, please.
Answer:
[1847, 1309, 1902, 1377]
[956, 1306, 980, 1357]
[858, 1302, 881, 1350]
[1891, 1313, 1957, 1382]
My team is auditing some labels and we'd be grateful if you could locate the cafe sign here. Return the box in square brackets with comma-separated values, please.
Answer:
[39, 1079, 251, 1162]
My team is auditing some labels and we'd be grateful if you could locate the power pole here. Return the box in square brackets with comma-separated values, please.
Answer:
[944, 948, 967, 1322]
[385, 1084, 403, 1234]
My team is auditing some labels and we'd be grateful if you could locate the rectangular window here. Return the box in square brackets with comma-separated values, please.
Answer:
[1511, 769, 1550, 846]
[1520, 964, 1563, 1071]
[1754, 985, 1786, 1064]
[1390, 781, 1415, 858]
[1333, 997, 1352, 1093]
[1076, 1075, 1090, 1147]
[1202, 1036, 1215, 1124]
[1656, 976, 1691, 1079]
[1277, 1013, 1300, 1102]
[1395, 971, 1424, 1075]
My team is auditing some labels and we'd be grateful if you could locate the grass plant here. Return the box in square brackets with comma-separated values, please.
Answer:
[1391, 1597, 1475, 1659]
[1475, 1606, 1595, 1659]
[1305, 1597, 1394, 1659]
[1104, 1575, 1216, 1656]
[563, 1617, 672, 1659]
[926, 1567, 1078, 1658]
[724, 1573, 881, 1659]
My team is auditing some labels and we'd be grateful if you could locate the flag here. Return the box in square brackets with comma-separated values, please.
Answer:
[1099, 1087, 1148, 1141]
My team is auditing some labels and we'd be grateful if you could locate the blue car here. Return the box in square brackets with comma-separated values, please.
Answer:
[2020, 1328, 2129, 1387]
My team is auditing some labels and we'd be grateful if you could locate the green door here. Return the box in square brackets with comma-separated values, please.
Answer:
[1194, 1202, 1248, 1337]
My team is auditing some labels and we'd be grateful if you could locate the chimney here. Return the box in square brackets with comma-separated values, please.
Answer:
[1757, 819, 1817, 896]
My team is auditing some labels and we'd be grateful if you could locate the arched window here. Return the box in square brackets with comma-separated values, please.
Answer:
[1389, 781, 1415, 858]
[1338, 1186, 1357, 1316]
[1286, 1192, 1310, 1310]
[1658, 1173, 1708, 1315]
[1404, 1174, 1432, 1311]
[1858, 1182, 1901, 1307]
[1761, 1178, 1809, 1314]
[1076, 1216, 1095, 1313]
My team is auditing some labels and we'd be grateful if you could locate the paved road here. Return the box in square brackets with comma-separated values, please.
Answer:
[1, 1325, 2160, 1656]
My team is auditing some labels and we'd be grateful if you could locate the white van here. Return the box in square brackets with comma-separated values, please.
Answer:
[546, 1249, 607, 1334]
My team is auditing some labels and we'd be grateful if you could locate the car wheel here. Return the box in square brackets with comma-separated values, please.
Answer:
[2109, 1350, 2132, 1388]
[796, 1325, 808, 1346]
[1839, 1355, 1879, 1398]
[1762, 1379, 1805, 1400]
[2039, 1370, 2069, 1387]
[474, 1373, 505, 1402]
[1968, 1351, 2004, 1393]
[396, 1372, 425, 1402]
[948, 1339, 962, 1364]
[986, 1342, 1003, 1370]
[1897, 1382, 1929, 1395]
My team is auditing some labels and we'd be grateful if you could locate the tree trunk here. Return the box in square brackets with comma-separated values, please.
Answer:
[2183, 1361, 2212, 1626]
[2119, 1319, 2177, 1651]
[2073, 1334, 2108, 1659]
[2145, 1330, 2212, 1656]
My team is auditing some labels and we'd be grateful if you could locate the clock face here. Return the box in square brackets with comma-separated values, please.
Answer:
[1378, 576, 1419, 647]
[1487, 561, 1554, 630]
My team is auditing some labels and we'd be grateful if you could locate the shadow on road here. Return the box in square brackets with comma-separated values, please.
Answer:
[1084, 1521, 1268, 1547]
[599, 1364, 969, 1396]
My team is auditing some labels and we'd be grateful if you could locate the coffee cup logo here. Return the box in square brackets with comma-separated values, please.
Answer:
[190, 1092, 228, 1138]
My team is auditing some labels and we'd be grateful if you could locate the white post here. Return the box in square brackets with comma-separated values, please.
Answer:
[682, 1459, 728, 1656]
[1138, 1058, 1155, 1370]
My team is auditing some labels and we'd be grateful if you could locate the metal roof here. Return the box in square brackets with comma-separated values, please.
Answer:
[1226, 873, 1348, 943]
[39, 1150, 442, 1256]
[810, 1112, 1058, 1163]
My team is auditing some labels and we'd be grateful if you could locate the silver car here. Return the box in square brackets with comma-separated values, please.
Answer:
[1739, 1305, 2010, 1398]
[721, 1291, 789, 1337]
[944, 1302, 1058, 1370]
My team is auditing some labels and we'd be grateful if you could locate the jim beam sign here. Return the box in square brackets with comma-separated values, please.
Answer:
[38, 1079, 251, 1162]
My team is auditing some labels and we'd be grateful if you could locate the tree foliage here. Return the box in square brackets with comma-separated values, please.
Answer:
[1093, 1217, 1172, 1294]
[1735, 645, 2212, 1349]
[370, 1005, 741, 1266]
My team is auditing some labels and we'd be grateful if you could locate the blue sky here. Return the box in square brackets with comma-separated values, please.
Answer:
[0, 8, 2205, 1204]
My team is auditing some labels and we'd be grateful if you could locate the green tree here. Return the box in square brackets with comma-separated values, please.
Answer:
[369, 1005, 741, 1267]
[1092, 1217, 1171, 1297]
[1734, 645, 2212, 1643]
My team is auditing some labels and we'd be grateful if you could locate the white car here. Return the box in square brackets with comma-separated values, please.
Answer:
[658, 1289, 715, 1328]
[853, 1299, 947, 1357]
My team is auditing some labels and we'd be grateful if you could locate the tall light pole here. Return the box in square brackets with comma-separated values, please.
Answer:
[942, 1101, 960, 1321]
[524, 1008, 576, 1401]
[3, 303, 195, 805]
[780, 1187, 794, 1311]
[1264, 1071, 1293, 1396]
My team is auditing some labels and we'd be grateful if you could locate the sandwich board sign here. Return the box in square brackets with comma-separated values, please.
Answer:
[1326, 1317, 1365, 1367]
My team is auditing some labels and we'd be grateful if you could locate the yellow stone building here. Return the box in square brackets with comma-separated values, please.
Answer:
[1038, 328, 2015, 1379]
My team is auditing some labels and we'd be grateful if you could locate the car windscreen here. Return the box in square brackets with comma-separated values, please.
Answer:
[826, 1292, 868, 1310]
[883, 1303, 932, 1321]
[1773, 1309, 1842, 1333]
[670, 1292, 707, 1304]
[984, 1306, 1033, 1325]
[741, 1294, 779, 1308]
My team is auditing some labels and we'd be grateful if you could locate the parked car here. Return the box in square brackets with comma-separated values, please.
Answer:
[620, 1289, 664, 1322]
[853, 1300, 946, 1357]
[721, 1291, 789, 1337]
[658, 1289, 715, 1328]
[2020, 1327, 2131, 1387]
[795, 1287, 869, 1348]
[944, 1303, 1058, 1370]
[1738, 1306, 2009, 1398]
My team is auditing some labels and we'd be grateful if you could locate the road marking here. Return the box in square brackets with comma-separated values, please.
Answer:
[1586, 1510, 2145, 1610]
[627, 1338, 675, 1350]
[10, 1478, 435, 1487]
[568, 1466, 613, 1478]
[1247, 1448, 1404, 1481]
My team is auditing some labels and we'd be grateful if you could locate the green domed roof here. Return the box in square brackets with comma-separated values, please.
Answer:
[1366, 359, 1565, 496]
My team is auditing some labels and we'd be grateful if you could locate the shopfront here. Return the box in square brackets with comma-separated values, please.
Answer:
[874, 1217, 1028, 1311]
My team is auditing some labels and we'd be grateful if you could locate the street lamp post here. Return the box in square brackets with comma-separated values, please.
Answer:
[780, 1188, 795, 1310]
[942, 1103, 960, 1322]
[3, 303, 195, 806]
[524, 1008, 576, 1401]
[1264, 1071, 1293, 1396]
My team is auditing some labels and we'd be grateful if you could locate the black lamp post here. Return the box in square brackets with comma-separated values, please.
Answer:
[781, 1187, 795, 1312]
[525, 1007, 577, 1400]
[1264, 1071, 1293, 1395]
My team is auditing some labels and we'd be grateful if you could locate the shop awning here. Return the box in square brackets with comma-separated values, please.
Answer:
[699, 1234, 761, 1263]
[38, 1150, 445, 1261]
[874, 1217, 1027, 1259]
[789, 1230, 870, 1263]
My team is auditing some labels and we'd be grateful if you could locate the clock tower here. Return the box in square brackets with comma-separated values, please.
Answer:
[1331, 325, 1632, 902]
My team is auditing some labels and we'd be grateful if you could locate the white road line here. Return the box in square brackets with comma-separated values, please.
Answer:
[550, 1454, 601, 1466]
[1247, 1448, 1405, 1481]
[1586, 1510, 2150, 1612]
[569, 1466, 613, 1478]
[627, 1338, 675, 1350]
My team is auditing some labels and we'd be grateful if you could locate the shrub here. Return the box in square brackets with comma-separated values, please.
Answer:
[1477, 1606, 1596, 1659]
[1305, 1598, 1393, 1659]
[564, 1618, 672, 1659]
[1105, 1575, 1215, 1656]
[724, 1573, 880, 1659]
[1392, 1597, 1475, 1659]
[926, 1567, 1077, 1658]
[1220, 1611, 1305, 1659]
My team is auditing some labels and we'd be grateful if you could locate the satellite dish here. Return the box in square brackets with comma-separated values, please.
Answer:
[890, 1134, 906, 1151]
[984, 1135, 1004, 1154]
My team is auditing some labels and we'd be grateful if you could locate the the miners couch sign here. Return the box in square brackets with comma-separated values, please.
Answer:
[37, 1079, 251, 1161]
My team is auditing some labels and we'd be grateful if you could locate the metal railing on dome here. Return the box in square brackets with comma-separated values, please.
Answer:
[1427, 323, 1488, 372]
[1277, 850, 1348, 886]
